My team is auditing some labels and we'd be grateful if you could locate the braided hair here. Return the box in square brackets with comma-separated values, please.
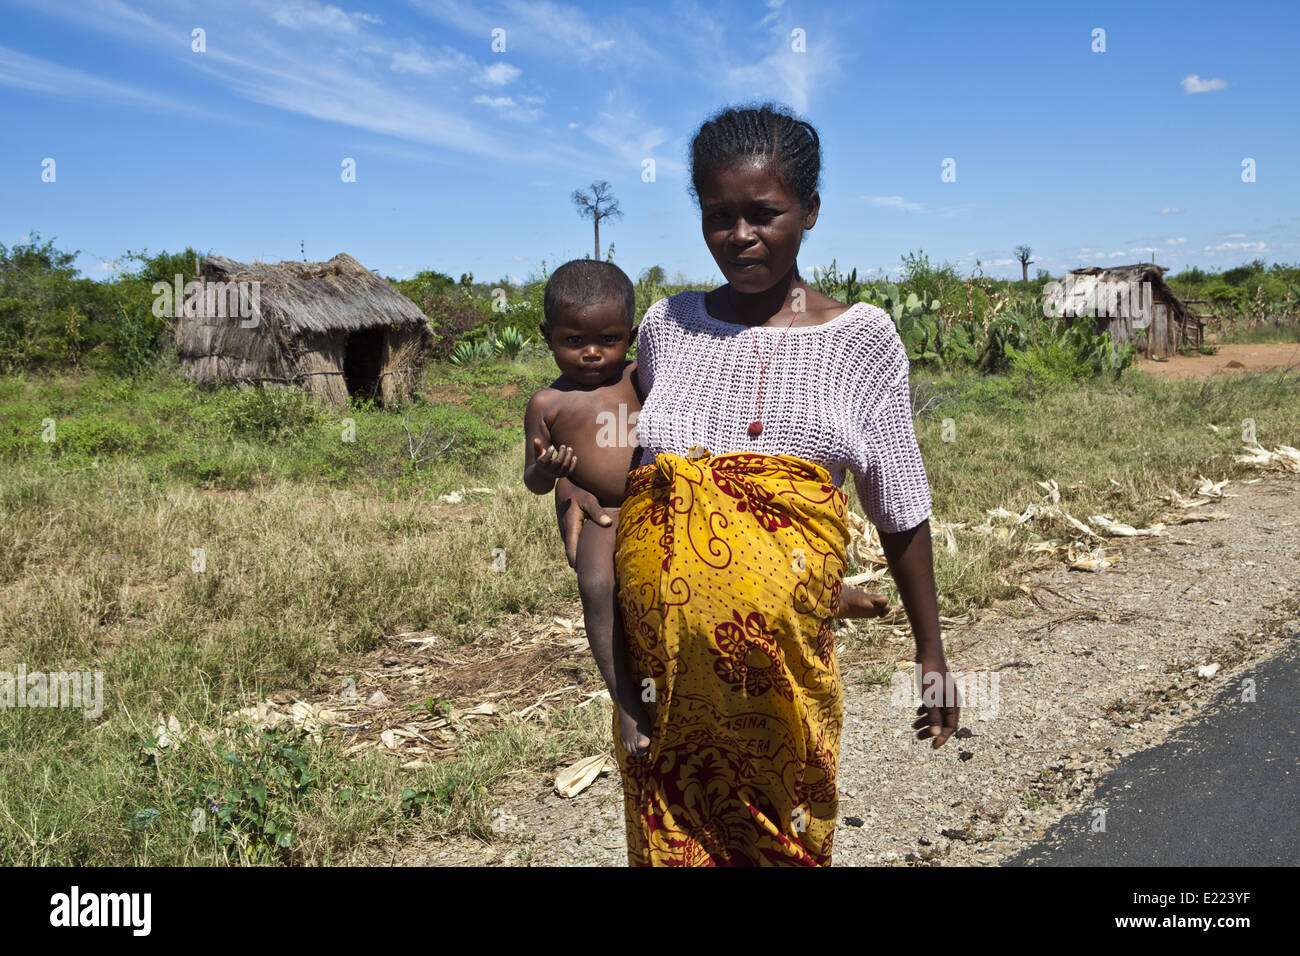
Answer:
[688, 102, 822, 210]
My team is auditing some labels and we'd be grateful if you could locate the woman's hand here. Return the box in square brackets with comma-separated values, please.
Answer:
[913, 653, 959, 748]
[554, 476, 611, 568]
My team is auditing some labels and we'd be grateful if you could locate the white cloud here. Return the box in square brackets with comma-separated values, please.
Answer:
[0, 43, 194, 115]
[473, 94, 540, 120]
[410, 0, 658, 68]
[1203, 240, 1267, 253]
[264, 1, 383, 34]
[1166, 237, 1187, 245]
[758, 0, 784, 28]
[1181, 74, 1226, 94]
[1160, 207, 1182, 215]
[0, 0, 656, 175]
[720, 5, 845, 112]
[862, 195, 925, 213]
[390, 47, 525, 92]
[480, 62, 521, 86]
[582, 89, 677, 174]
[1222, 232, 1246, 239]
[390, 50, 440, 74]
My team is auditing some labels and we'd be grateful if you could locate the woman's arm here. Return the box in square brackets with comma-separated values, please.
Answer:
[554, 475, 612, 569]
[853, 334, 958, 746]
[879, 521, 958, 748]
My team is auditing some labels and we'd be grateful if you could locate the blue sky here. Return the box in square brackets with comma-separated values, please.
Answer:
[1, 0, 1297, 284]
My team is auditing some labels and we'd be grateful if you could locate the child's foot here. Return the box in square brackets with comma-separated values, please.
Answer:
[617, 699, 652, 757]
[835, 587, 890, 619]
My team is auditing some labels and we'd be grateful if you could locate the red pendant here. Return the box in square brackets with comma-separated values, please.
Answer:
[748, 420, 763, 437]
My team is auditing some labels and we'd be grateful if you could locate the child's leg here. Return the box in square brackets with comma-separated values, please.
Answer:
[575, 507, 651, 755]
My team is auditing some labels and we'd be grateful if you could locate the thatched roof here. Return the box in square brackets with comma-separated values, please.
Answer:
[1048, 263, 1186, 322]
[198, 253, 429, 334]
[175, 253, 434, 404]
[1068, 263, 1169, 284]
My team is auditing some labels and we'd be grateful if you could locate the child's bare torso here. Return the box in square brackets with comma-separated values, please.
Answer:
[541, 359, 643, 507]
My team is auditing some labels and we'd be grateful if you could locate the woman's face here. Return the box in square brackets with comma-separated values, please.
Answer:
[697, 157, 819, 294]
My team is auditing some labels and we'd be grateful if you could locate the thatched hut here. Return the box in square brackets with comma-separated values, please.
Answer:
[1044, 263, 1202, 359]
[173, 253, 433, 405]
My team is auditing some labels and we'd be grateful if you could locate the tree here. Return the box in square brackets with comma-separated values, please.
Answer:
[1014, 245, 1034, 282]
[571, 181, 623, 262]
[638, 265, 667, 287]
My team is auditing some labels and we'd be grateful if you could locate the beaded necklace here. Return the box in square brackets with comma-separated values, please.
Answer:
[744, 314, 799, 436]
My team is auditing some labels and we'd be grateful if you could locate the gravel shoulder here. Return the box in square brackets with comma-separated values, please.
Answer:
[387, 472, 1299, 866]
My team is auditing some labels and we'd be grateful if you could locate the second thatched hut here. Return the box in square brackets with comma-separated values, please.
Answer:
[173, 253, 433, 405]
[1044, 263, 1202, 359]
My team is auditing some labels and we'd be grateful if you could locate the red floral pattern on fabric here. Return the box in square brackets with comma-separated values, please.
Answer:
[614, 450, 849, 866]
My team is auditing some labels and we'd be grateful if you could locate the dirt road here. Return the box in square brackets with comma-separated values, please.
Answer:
[1140, 342, 1299, 380]
[384, 472, 1299, 866]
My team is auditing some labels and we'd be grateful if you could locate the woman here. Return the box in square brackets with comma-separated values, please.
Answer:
[555, 103, 958, 866]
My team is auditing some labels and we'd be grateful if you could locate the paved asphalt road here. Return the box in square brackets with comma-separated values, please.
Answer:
[1006, 638, 1300, 866]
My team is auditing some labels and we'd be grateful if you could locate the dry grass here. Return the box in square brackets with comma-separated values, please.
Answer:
[1, 358, 1296, 864]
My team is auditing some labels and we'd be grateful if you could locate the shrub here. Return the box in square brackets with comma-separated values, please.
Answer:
[425, 294, 489, 362]
[52, 416, 147, 458]
[219, 387, 322, 443]
[1005, 317, 1135, 390]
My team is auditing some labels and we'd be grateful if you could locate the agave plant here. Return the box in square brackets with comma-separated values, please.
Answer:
[449, 340, 478, 366]
[497, 326, 530, 359]
[449, 334, 499, 366]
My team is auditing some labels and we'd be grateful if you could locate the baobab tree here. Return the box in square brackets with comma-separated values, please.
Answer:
[1014, 245, 1034, 282]
[572, 181, 623, 262]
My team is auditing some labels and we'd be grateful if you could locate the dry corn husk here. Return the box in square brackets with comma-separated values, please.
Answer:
[1065, 545, 1122, 571]
[554, 754, 617, 798]
[1195, 475, 1234, 498]
[1089, 514, 1165, 537]
[1163, 489, 1213, 509]
[1235, 443, 1300, 473]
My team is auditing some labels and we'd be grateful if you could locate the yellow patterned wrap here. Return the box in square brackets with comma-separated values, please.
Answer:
[613, 449, 849, 866]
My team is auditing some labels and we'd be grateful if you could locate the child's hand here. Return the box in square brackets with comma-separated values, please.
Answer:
[532, 437, 578, 479]
[834, 586, 891, 619]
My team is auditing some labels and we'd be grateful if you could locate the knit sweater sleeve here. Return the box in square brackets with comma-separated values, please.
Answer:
[634, 297, 664, 397]
[631, 298, 666, 467]
[850, 325, 934, 534]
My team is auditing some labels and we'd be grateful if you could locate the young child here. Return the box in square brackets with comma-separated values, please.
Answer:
[524, 260, 652, 755]
[524, 260, 891, 757]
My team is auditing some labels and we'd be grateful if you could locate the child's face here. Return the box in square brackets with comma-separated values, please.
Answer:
[697, 157, 818, 294]
[540, 298, 635, 386]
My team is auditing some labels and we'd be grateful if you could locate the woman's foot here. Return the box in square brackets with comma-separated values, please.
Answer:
[835, 586, 890, 619]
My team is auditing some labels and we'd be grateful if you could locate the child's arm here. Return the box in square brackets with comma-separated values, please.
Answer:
[523, 391, 577, 495]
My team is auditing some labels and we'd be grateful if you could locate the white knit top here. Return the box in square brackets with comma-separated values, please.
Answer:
[633, 290, 933, 534]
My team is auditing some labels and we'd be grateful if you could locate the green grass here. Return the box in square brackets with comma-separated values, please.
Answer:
[1216, 319, 1300, 345]
[1, 356, 1297, 864]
